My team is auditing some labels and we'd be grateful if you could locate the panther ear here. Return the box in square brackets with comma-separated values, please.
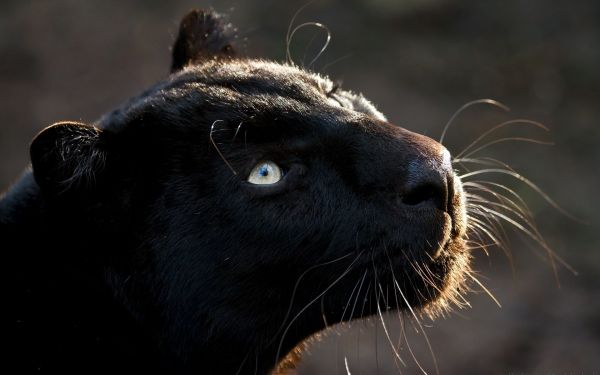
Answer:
[171, 9, 237, 73]
[30, 122, 109, 195]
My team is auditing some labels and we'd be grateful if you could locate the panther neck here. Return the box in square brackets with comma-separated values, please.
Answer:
[2, 171, 164, 373]
[2, 172, 308, 374]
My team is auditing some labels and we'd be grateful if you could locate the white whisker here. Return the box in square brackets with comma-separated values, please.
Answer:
[439, 99, 510, 144]
[462, 137, 554, 159]
[455, 118, 549, 159]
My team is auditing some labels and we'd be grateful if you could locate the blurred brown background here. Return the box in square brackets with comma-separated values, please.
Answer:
[1, 0, 598, 373]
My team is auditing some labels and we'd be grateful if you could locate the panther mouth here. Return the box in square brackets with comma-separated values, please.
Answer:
[400, 174, 465, 260]
[372, 173, 469, 313]
[335, 232, 467, 324]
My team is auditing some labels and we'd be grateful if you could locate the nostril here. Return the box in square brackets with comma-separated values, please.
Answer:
[402, 182, 447, 210]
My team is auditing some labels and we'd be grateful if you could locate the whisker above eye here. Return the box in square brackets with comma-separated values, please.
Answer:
[209, 119, 238, 176]
[285, 3, 332, 69]
[231, 121, 244, 143]
[285, 2, 311, 65]
[321, 53, 355, 72]
[287, 22, 331, 68]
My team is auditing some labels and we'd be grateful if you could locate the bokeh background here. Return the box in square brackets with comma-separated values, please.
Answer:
[1, 0, 598, 373]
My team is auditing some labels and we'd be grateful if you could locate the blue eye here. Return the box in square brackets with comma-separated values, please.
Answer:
[247, 161, 282, 185]
[258, 165, 269, 177]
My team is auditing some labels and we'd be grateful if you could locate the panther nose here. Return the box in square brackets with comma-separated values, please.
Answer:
[401, 148, 452, 212]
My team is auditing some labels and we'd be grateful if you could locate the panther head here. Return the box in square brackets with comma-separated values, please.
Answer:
[29, 10, 470, 374]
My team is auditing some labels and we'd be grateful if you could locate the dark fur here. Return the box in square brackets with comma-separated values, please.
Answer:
[3, 10, 468, 374]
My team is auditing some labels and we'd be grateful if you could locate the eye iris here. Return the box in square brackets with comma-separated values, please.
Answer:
[258, 165, 270, 177]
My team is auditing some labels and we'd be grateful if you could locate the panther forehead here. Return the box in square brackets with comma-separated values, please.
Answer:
[101, 58, 386, 132]
[176, 59, 387, 121]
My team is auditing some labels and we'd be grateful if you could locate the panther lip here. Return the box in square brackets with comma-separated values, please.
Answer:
[431, 214, 453, 259]
[432, 237, 451, 259]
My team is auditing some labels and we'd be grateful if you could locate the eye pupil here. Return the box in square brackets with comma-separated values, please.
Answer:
[258, 165, 269, 177]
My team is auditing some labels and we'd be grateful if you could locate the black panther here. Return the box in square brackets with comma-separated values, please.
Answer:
[2, 10, 470, 374]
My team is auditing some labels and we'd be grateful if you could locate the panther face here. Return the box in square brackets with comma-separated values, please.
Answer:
[26, 10, 470, 374]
